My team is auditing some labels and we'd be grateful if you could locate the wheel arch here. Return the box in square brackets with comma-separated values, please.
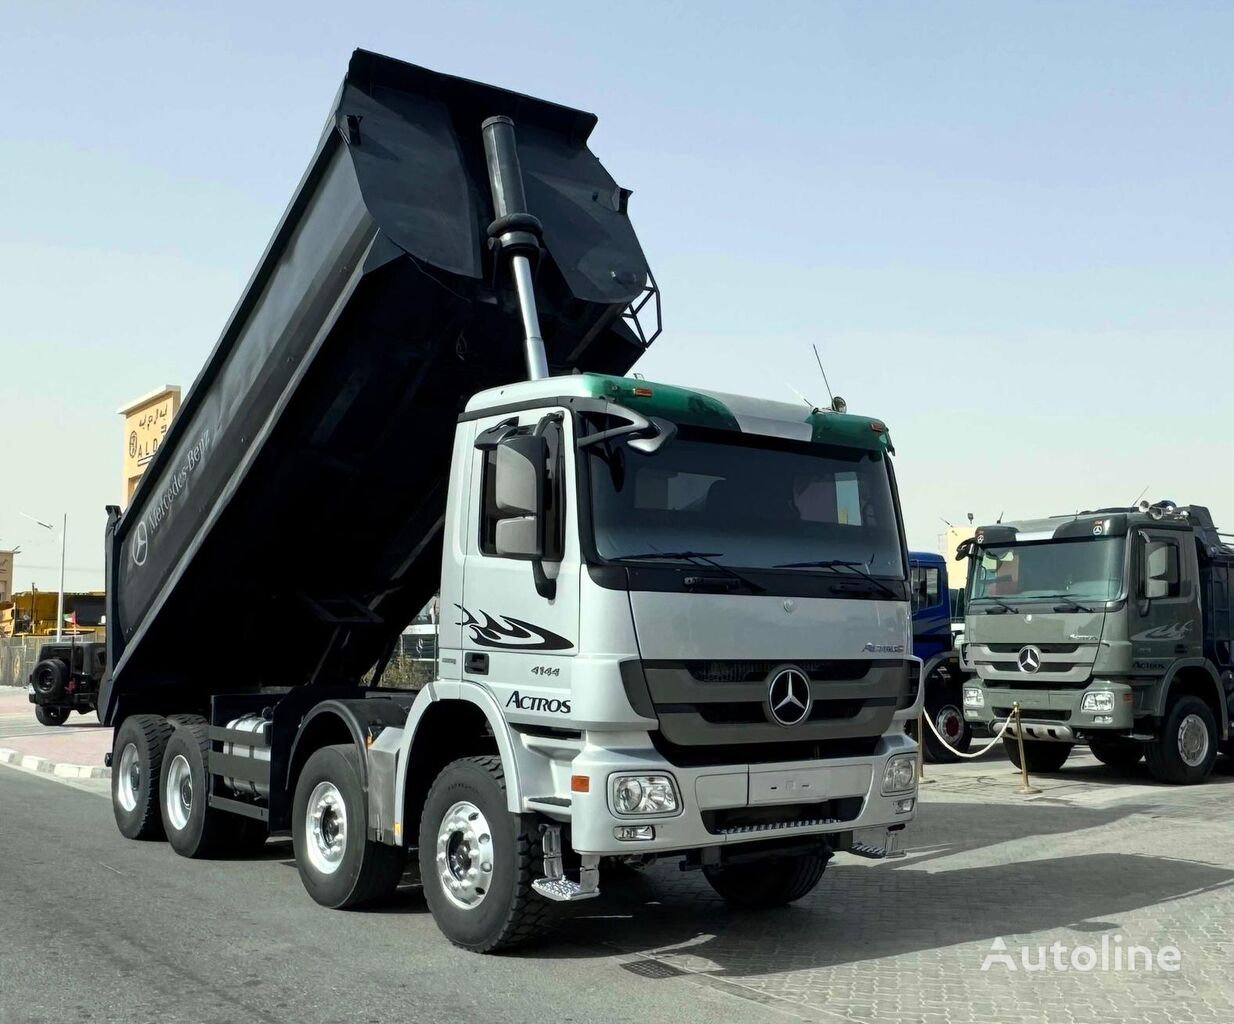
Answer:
[287, 698, 410, 797]
[1158, 661, 1227, 739]
[394, 685, 516, 846]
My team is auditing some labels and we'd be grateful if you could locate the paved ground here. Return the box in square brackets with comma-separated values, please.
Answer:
[2, 698, 1234, 1024]
[0, 687, 108, 767]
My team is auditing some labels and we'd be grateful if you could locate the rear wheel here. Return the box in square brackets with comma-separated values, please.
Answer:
[35, 704, 70, 727]
[1145, 696, 1217, 785]
[159, 716, 267, 857]
[418, 756, 552, 952]
[1088, 737, 1143, 771]
[292, 744, 404, 909]
[1002, 737, 1073, 773]
[703, 850, 830, 908]
[112, 714, 174, 840]
[922, 674, 972, 763]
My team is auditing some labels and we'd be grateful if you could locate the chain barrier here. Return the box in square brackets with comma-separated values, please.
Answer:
[919, 702, 1042, 794]
[921, 706, 1016, 759]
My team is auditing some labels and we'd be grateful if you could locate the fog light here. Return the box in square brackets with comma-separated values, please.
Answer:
[1081, 691, 1115, 713]
[964, 709, 981, 720]
[1093, 715, 1114, 725]
[881, 754, 916, 795]
[894, 797, 915, 814]
[963, 687, 984, 708]
[610, 774, 680, 817]
[614, 825, 656, 841]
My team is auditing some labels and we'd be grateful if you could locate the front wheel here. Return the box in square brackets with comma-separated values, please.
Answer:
[1088, 737, 1143, 771]
[1002, 737, 1073, 773]
[703, 850, 829, 908]
[418, 756, 552, 952]
[1145, 696, 1218, 784]
[292, 744, 404, 909]
[35, 704, 70, 727]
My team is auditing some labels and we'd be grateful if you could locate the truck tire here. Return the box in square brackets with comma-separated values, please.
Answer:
[1088, 737, 1143, 771]
[1002, 738, 1073, 773]
[35, 704, 70, 727]
[703, 850, 829, 908]
[1145, 696, 1218, 785]
[112, 714, 174, 840]
[30, 659, 68, 702]
[418, 755, 552, 952]
[922, 676, 972, 763]
[160, 716, 230, 858]
[292, 744, 404, 909]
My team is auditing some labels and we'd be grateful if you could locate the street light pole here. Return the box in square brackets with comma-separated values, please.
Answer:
[56, 514, 66, 642]
[19, 511, 66, 640]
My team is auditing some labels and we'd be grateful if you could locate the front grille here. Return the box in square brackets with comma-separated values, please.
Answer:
[686, 660, 876, 683]
[986, 643, 1080, 655]
[702, 797, 864, 835]
[993, 706, 1071, 722]
[983, 676, 1090, 690]
[693, 698, 872, 726]
[650, 732, 880, 767]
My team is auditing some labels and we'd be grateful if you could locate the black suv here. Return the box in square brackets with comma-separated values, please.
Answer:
[28, 642, 106, 726]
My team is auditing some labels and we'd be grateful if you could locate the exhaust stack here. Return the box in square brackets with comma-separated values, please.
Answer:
[482, 115, 549, 380]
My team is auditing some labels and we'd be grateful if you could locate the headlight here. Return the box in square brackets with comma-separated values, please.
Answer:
[963, 687, 984, 708]
[610, 774, 680, 817]
[1081, 691, 1115, 713]
[881, 754, 916, 795]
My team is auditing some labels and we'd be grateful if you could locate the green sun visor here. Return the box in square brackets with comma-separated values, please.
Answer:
[582, 374, 893, 453]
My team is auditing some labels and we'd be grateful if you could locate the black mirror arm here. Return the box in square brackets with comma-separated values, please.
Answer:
[531, 411, 563, 599]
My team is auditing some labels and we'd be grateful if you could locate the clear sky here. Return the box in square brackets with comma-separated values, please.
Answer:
[2, 0, 1231, 591]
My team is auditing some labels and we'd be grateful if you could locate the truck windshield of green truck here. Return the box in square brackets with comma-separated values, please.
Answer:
[970, 536, 1125, 604]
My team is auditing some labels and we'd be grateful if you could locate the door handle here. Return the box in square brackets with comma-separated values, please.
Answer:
[465, 652, 489, 675]
[1174, 644, 1186, 655]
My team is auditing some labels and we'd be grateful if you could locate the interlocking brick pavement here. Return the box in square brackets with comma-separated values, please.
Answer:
[554, 750, 1234, 1024]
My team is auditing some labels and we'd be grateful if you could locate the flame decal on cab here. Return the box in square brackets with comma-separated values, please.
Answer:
[456, 606, 573, 651]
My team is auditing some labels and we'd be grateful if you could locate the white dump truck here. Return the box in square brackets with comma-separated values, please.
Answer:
[100, 49, 921, 951]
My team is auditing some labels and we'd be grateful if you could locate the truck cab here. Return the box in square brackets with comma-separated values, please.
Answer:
[908, 552, 972, 761]
[960, 502, 1234, 783]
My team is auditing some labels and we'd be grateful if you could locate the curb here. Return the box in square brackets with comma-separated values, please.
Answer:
[0, 747, 110, 780]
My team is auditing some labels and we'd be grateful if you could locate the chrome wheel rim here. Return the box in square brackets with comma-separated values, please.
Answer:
[117, 742, 140, 812]
[1178, 713, 1210, 768]
[436, 800, 494, 909]
[306, 782, 347, 875]
[935, 705, 964, 743]
[164, 753, 193, 832]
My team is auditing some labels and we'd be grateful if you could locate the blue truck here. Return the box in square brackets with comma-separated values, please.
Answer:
[909, 551, 973, 762]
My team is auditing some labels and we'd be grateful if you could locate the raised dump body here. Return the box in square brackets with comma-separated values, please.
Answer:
[101, 50, 655, 722]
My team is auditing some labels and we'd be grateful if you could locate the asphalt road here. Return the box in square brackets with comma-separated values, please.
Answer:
[0, 768, 789, 1024]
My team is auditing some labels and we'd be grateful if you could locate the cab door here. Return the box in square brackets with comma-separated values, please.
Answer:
[458, 407, 579, 724]
[1130, 528, 1202, 663]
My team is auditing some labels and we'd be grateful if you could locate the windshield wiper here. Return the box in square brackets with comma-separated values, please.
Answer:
[977, 597, 1019, 614]
[773, 558, 899, 600]
[1038, 593, 1096, 614]
[619, 551, 766, 594]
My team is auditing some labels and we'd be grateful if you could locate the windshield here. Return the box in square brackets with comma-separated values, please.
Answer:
[585, 427, 904, 577]
[970, 537, 1125, 603]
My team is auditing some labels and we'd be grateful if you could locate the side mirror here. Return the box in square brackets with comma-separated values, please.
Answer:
[1142, 539, 1178, 600]
[493, 434, 546, 559]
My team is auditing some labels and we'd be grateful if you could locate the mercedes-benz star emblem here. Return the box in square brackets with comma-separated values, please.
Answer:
[767, 667, 812, 727]
[1017, 645, 1042, 673]
[132, 520, 149, 567]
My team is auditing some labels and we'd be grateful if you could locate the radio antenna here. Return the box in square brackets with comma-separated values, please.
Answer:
[811, 344, 835, 405]
[1130, 484, 1149, 507]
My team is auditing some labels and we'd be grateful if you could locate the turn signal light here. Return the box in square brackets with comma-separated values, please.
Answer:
[570, 775, 590, 793]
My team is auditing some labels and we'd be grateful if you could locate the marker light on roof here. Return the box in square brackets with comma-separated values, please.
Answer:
[632, 387, 653, 397]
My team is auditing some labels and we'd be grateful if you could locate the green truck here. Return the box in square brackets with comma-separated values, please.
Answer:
[958, 501, 1234, 784]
